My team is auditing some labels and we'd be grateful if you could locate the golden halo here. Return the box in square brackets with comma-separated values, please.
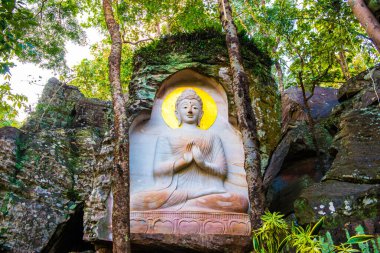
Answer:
[161, 87, 217, 130]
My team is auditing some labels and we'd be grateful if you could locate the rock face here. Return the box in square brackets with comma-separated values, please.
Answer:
[264, 123, 328, 215]
[84, 30, 280, 252]
[0, 78, 110, 252]
[1, 31, 379, 252]
[325, 107, 380, 184]
[265, 86, 338, 215]
[281, 86, 339, 133]
[0, 31, 280, 252]
[295, 181, 380, 232]
[267, 65, 380, 239]
[294, 66, 380, 234]
[287, 66, 379, 237]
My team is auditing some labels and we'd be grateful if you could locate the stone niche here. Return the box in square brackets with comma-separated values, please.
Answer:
[98, 70, 251, 251]
[83, 31, 280, 252]
[130, 70, 250, 233]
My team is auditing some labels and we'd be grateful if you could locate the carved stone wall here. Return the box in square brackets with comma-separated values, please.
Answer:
[130, 211, 250, 235]
[84, 31, 280, 251]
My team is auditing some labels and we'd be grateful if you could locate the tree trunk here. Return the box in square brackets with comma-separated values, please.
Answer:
[298, 75, 321, 161]
[102, 0, 131, 252]
[272, 38, 284, 96]
[348, 0, 380, 53]
[336, 51, 351, 80]
[218, 0, 266, 230]
[275, 60, 284, 95]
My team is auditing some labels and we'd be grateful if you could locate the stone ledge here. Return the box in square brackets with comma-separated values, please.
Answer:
[130, 211, 251, 236]
[131, 233, 252, 252]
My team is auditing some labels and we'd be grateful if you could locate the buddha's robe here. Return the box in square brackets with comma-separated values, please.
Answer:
[131, 133, 248, 213]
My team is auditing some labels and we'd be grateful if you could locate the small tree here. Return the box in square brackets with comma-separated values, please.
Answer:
[218, 0, 266, 229]
[102, 0, 131, 252]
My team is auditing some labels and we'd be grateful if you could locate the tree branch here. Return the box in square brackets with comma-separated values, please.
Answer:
[34, 0, 48, 19]
[122, 38, 153, 45]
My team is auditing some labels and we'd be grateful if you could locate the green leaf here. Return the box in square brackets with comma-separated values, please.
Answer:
[309, 217, 324, 236]
[68, 203, 77, 210]
[253, 236, 259, 250]
[276, 237, 288, 253]
[346, 235, 375, 244]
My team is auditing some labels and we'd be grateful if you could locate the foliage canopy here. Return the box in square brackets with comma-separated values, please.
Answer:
[0, 0, 85, 126]
[1, 0, 379, 125]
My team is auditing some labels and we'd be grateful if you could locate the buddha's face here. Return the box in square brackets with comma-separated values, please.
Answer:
[177, 99, 202, 125]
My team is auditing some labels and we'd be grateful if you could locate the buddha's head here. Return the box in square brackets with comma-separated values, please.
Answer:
[175, 89, 204, 127]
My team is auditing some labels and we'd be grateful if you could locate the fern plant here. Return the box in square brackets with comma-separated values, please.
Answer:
[252, 212, 375, 253]
[252, 211, 288, 253]
[288, 218, 324, 253]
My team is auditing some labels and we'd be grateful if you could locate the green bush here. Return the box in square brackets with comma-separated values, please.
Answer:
[252, 212, 376, 253]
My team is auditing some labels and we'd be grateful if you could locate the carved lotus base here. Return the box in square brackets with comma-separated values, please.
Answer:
[130, 211, 251, 235]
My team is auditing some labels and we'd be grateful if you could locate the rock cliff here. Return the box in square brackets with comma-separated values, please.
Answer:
[0, 31, 280, 252]
[265, 65, 380, 241]
[0, 78, 111, 252]
[0, 31, 379, 252]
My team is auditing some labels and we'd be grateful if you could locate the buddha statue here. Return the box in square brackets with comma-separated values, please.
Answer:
[131, 89, 248, 213]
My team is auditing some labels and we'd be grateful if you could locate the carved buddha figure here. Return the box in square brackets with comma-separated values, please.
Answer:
[131, 89, 248, 213]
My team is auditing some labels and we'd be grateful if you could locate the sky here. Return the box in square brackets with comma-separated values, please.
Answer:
[9, 28, 103, 122]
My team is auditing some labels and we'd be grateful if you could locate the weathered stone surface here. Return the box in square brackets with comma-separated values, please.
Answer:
[265, 84, 339, 213]
[264, 123, 319, 188]
[83, 133, 114, 242]
[291, 65, 380, 235]
[294, 181, 380, 229]
[73, 98, 111, 128]
[264, 122, 333, 215]
[0, 127, 21, 186]
[131, 233, 251, 252]
[0, 126, 20, 140]
[270, 64, 380, 233]
[325, 107, 380, 184]
[281, 86, 338, 133]
[337, 64, 380, 103]
[0, 78, 110, 252]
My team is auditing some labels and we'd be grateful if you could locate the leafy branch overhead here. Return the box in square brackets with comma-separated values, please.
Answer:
[69, 0, 380, 102]
[1, 0, 86, 126]
[0, 0, 378, 141]
[1, 0, 85, 74]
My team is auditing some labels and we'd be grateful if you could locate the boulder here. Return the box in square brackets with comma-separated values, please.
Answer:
[294, 181, 380, 232]
[264, 122, 334, 215]
[291, 65, 380, 237]
[0, 78, 110, 252]
[281, 86, 338, 133]
[325, 107, 380, 184]
[337, 64, 380, 104]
